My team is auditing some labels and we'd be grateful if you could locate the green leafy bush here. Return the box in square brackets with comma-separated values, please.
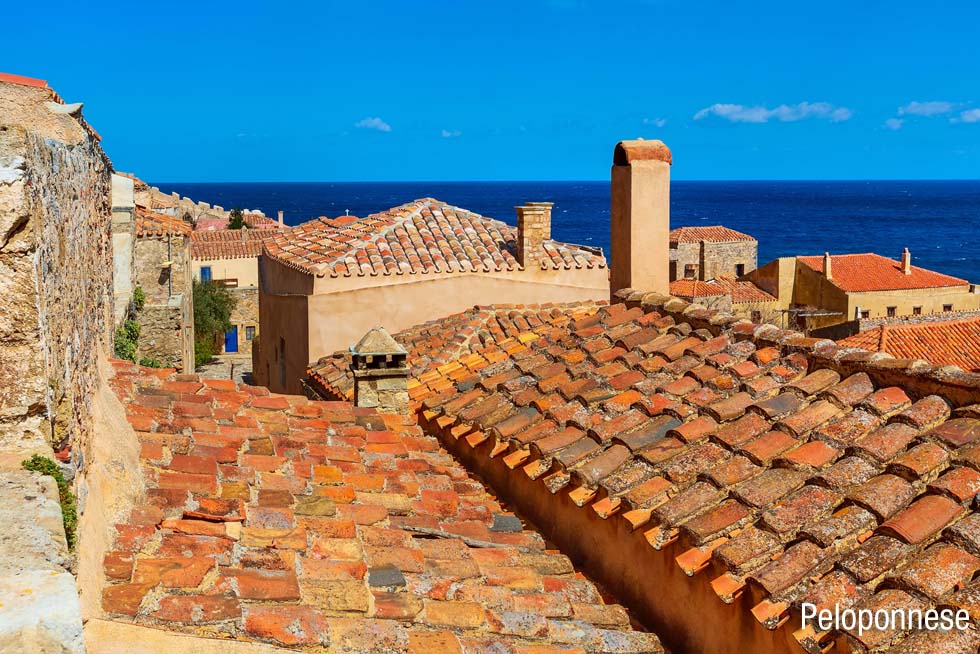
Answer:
[193, 280, 237, 366]
[132, 286, 146, 311]
[139, 356, 163, 368]
[22, 454, 78, 549]
[113, 325, 138, 362]
[227, 208, 245, 230]
[123, 319, 141, 341]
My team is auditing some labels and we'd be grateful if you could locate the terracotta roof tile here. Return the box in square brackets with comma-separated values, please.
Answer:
[839, 317, 980, 372]
[102, 361, 659, 652]
[195, 213, 283, 231]
[669, 225, 755, 244]
[799, 252, 969, 292]
[191, 228, 280, 260]
[264, 198, 606, 277]
[347, 288, 980, 652]
[135, 205, 192, 237]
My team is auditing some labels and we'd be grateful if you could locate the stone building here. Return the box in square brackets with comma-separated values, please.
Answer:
[747, 250, 980, 332]
[190, 227, 279, 355]
[133, 206, 194, 370]
[669, 274, 780, 323]
[256, 198, 608, 393]
[669, 224, 757, 281]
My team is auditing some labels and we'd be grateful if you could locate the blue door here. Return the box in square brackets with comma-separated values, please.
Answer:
[201, 266, 212, 282]
[224, 326, 238, 353]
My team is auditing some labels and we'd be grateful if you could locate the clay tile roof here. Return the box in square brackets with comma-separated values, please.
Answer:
[263, 198, 606, 277]
[135, 206, 192, 237]
[0, 71, 48, 88]
[711, 275, 778, 303]
[102, 361, 661, 653]
[839, 317, 980, 372]
[190, 228, 280, 260]
[194, 213, 283, 232]
[669, 279, 727, 298]
[798, 252, 969, 292]
[336, 286, 980, 652]
[669, 225, 755, 244]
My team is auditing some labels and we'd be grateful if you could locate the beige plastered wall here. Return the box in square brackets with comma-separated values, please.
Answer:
[192, 255, 259, 287]
[846, 285, 979, 319]
[256, 256, 608, 394]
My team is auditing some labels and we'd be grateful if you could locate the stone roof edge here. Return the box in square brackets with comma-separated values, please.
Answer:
[612, 287, 980, 408]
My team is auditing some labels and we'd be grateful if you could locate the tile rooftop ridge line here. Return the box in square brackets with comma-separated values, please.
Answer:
[99, 360, 663, 653]
[263, 197, 607, 278]
[394, 285, 980, 653]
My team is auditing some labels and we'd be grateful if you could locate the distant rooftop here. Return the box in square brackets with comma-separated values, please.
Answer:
[839, 317, 980, 372]
[798, 252, 969, 293]
[669, 225, 755, 244]
[135, 206, 191, 237]
[190, 228, 281, 260]
[264, 198, 606, 278]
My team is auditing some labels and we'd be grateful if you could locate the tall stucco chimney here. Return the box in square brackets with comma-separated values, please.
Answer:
[278, 210, 284, 226]
[515, 203, 552, 267]
[823, 252, 833, 280]
[349, 327, 409, 414]
[901, 247, 911, 275]
[610, 139, 672, 297]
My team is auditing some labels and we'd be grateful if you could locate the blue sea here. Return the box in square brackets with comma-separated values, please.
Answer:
[153, 181, 980, 282]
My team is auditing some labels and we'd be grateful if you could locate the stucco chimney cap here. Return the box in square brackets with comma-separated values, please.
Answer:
[350, 326, 407, 356]
[613, 139, 672, 166]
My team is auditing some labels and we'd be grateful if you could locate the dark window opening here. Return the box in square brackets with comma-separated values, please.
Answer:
[887, 306, 897, 318]
[735, 263, 745, 277]
[913, 306, 922, 315]
[943, 304, 953, 312]
[861, 310, 870, 319]
[245, 326, 256, 341]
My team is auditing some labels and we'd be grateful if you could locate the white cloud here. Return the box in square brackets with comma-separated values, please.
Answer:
[440, 129, 462, 138]
[643, 117, 667, 128]
[898, 101, 956, 116]
[694, 102, 853, 124]
[355, 117, 392, 132]
[884, 118, 903, 130]
[954, 108, 980, 123]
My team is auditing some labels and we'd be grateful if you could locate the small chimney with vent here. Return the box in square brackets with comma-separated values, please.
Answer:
[515, 202, 552, 267]
[901, 247, 911, 274]
[610, 139, 672, 297]
[278, 210, 284, 226]
[823, 252, 833, 280]
[349, 326, 409, 414]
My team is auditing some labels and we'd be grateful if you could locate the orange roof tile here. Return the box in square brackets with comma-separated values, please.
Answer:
[712, 275, 778, 303]
[195, 213, 283, 232]
[798, 252, 969, 292]
[670, 225, 755, 244]
[669, 279, 727, 298]
[191, 228, 280, 260]
[135, 206, 192, 237]
[310, 287, 980, 653]
[102, 361, 661, 653]
[838, 317, 980, 372]
[264, 198, 606, 277]
[0, 71, 48, 88]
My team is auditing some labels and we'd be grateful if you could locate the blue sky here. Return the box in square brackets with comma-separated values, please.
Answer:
[7, 1, 980, 181]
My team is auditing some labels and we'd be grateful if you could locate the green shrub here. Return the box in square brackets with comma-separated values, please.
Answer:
[22, 454, 78, 550]
[227, 208, 245, 230]
[139, 356, 163, 368]
[194, 339, 215, 367]
[132, 286, 146, 311]
[113, 326, 137, 362]
[123, 319, 141, 341]
[193, 280, 237, 367]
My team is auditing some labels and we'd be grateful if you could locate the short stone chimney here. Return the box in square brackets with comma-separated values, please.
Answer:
[515, 202, 552, 266]
[901, 247, 911, 274]
[823, 252, 833, 279]
[349, 327, 409, 414]
[278, 210, 284, 226]
[610, 139, 672, 297]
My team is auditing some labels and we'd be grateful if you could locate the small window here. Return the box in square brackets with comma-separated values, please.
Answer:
[913, 306, 922, 315]
[751, 310, 762, 323]
[887, 306, 897, 318]
[684, 264, 698, 279]
[735, 264, 746, 277]
[245, 326, 256, 341]
[861, 310, 870, 319]
[200, 266, 212, 282]
[943, 304, 953, 312]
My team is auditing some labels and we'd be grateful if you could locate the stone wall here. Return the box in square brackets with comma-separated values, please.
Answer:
[0, 118, 112, 457]
[138, 303, 187, 368]
[133, 234, 193, 371]
[670, 240, 758, 281]
[228, 287, 258, 354]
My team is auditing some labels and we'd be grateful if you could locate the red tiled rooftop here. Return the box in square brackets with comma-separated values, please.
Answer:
[798, 252, 969, 292]
[0, 71, 48, 88]
[669, 225, 755, 244]
[135, 206, 192, 237]
[101, 361, 661, 653]
[264, 198, 606, 278]
[195, 213, 283, 232]
[319, 287, 980, 652]
[191, 228, 281, 260]
[712, 275, 778, 303]
[669, 279, 727, 299]
[838, 317, 980, 372]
